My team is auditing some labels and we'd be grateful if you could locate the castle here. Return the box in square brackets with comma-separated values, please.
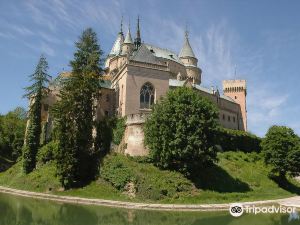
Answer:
[40, 18, 247, 156]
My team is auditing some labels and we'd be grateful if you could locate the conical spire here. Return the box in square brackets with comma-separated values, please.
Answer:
[109, 19, 124, 56]
[124, 23, 133, 44]
[179, 30, 196, 58]
[134, 16, 141, 48]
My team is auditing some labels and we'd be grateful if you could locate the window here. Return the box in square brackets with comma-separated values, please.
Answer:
[105, 111, 109, 116]
[233, 117, 236, 123]
[228, 116, 231, 122]
[106, 94, 110, 102]
[223, 114, 225, 120]
[140, 82, 155, 109]
[235, 96, 237, 99]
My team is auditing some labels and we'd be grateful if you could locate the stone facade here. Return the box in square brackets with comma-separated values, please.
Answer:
[38, 20, 248, 156]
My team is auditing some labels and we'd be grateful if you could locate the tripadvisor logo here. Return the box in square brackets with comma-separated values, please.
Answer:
[229, 203, 296, 217]
[229, 203, 244, 217]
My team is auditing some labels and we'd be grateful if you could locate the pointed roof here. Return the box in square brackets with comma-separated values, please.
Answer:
[109, 20, 124, 56]
[179, 31, 196, 58]
[124, 27, 133, 44]
[130, 44, 160, 65]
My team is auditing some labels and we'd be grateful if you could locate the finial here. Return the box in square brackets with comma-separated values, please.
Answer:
[120, 15, 123, 34]
[185, 22, 189, 38]
[134, 15, 141, 48]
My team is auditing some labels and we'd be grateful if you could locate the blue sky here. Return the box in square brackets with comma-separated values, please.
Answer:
[0, 0, 300, 136]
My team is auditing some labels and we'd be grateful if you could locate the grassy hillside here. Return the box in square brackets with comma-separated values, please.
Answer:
[0, 152, 299, 204]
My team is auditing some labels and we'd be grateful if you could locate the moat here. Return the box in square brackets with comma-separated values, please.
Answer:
[0, 193, 299, 225]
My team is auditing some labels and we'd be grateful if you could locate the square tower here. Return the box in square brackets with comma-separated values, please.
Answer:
[222, 80, 247, 131]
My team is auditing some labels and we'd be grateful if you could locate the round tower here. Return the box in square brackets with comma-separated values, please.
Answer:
[179, 31, 202, 84]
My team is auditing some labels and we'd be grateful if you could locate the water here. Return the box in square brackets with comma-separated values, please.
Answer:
[0, 193, 299, 225]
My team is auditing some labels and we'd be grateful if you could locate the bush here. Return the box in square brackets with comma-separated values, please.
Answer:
[261, 125, 300, 178]
[101, 154, 133, 190]
[216, 128, 261, 153]
[144, 87, 219, 174]
[100, 154, 193, 200]
[37, 141, 59, 164]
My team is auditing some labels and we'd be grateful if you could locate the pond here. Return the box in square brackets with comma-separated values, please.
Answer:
[0, 192, 299, 225]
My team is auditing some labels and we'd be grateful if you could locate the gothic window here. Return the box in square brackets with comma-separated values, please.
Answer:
[140, 82, 155, 109]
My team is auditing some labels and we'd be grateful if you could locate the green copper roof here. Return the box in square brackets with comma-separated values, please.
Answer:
[109, 32, 124, 56]
[169, 79, 236, 103]
[124, 28, 133, 44]
[99, 80, 112, 89]
[179, 33, 196, 58]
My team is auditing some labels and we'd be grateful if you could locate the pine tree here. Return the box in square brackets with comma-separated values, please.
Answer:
[54, 28, 102, 188]
[23, 55, 51, 173]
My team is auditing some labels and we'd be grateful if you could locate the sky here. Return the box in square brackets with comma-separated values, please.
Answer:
[0, 0, 300, 137]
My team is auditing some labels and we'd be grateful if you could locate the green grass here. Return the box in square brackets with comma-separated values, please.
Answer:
[0, 151, 299, 204]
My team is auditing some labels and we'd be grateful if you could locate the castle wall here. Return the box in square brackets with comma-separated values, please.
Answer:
[124, 64, 169, 115]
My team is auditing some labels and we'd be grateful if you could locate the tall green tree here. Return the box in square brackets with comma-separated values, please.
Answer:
[261, 125, 300, 179]
[23, 55, 51, 173]
[0, 107, 27, 160]
[144, 87, 219, 174]
[53, 28, 102, 188]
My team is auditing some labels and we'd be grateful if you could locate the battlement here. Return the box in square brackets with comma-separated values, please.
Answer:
[222, 80, 246, 94]
[126, 113, 149, 125]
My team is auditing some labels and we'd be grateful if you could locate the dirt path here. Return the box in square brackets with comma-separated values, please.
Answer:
[0, 186, 299, 212]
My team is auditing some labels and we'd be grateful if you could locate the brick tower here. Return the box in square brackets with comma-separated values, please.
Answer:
[222, 80, 247, 131]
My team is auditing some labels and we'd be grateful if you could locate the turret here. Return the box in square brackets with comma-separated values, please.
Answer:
[105, 19, 124, 68]
[108, 20, 124, 57]
[122, 25, 134, 55]
[179, 31, 202, 84]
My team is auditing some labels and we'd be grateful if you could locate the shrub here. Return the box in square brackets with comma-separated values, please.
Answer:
[100, 154, 193, 200]
[101, 154, 134, 190]
[216, 128, 261, 153]
[37, 141, 59, 164]
[261, 125, 300, 178]
[144, 87, 219, 174]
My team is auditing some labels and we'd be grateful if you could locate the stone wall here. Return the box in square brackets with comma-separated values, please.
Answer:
[123, 113, 149, 156]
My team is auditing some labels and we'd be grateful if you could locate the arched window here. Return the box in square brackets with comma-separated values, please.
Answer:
[140, 82, 155, 109]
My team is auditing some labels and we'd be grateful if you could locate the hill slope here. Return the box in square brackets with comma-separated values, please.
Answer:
[0, 152, 299, 204]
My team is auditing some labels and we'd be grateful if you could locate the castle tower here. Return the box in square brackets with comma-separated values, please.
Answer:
[179, 31, 202, 84]
[108, 20, 124, 56]
[222, 80, 247, 131]
[134, 16, 142, 49]
[122, 24, 134, 55]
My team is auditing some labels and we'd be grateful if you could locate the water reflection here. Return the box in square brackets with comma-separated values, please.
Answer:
[0, 193, 299, 225]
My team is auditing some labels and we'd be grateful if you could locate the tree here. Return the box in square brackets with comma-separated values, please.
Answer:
[53, 28, 103, 188]
[261, 125, 300, 179]
[23, 56, 51, 173]
[144, 87, 219, 174]
[0, 107, 27, 159]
